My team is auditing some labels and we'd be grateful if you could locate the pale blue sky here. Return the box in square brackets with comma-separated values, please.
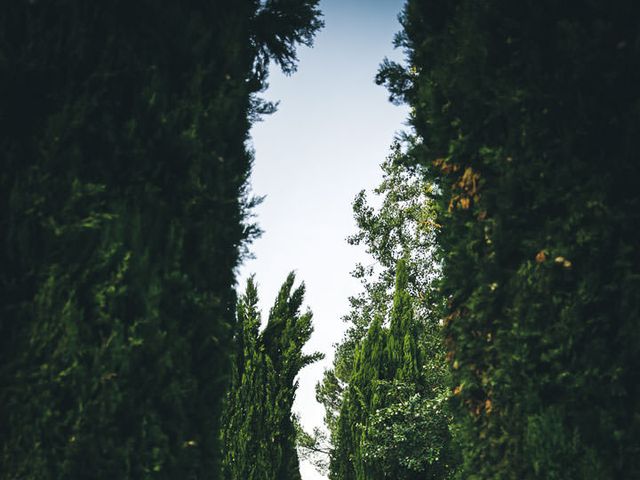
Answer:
[238, 1, 408, 478]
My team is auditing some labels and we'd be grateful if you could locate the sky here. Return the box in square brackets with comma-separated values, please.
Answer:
[237, 1, 409, 478]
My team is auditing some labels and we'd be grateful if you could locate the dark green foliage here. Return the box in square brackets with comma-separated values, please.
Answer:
[252, 0, 324, 78]
[379, 1, 640, 478]
[221, 275, 322, 480]
[0, 2, 321, 478]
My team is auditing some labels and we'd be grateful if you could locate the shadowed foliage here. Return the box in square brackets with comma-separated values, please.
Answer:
[378, 1, 640, 478]
[0, 2, 321, 478]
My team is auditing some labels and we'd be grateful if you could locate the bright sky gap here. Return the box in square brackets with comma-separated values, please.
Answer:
[238, 1, 408, 478]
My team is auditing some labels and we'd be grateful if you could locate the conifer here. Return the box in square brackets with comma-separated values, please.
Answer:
[0, 2, 321, 478]
[323, 152, 457, 480]
[378, 1, 640, 477]
[221, 274, 322, 480]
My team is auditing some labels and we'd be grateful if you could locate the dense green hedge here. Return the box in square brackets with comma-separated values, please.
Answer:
[0, 2, 320, 478]
[379, 1, 640, 478]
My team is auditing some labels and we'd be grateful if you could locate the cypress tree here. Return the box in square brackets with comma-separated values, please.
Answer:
[331, 392, 358, 480]
[331, 259, 455, 480]
[387, 259, 421, 384]
[221, 274, 322, 480]
[323, 151, 457, 480]
[333, 316, 386, 480]
[0, 2, 321, 478]
[379, 1, 640, 477]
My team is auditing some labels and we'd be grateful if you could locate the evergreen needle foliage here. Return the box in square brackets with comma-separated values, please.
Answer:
[332, 260, 457, 480]
[321, 149, 458, 480]
[221, 275, 323, 480]
[0, 2, 321, 478]
[378, 1, 640, 478]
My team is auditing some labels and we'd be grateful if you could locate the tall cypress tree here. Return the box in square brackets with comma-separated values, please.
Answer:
[0, 2, 321, 478]
[221, 274, 322, 480]
[351, 315, 387, 479]
[386, 260, 421, 384]
[333, 315, 385, 480]
[379, 1, 640, 478]
[321, 150, 457, 480]
[331, 259, 455, 480]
